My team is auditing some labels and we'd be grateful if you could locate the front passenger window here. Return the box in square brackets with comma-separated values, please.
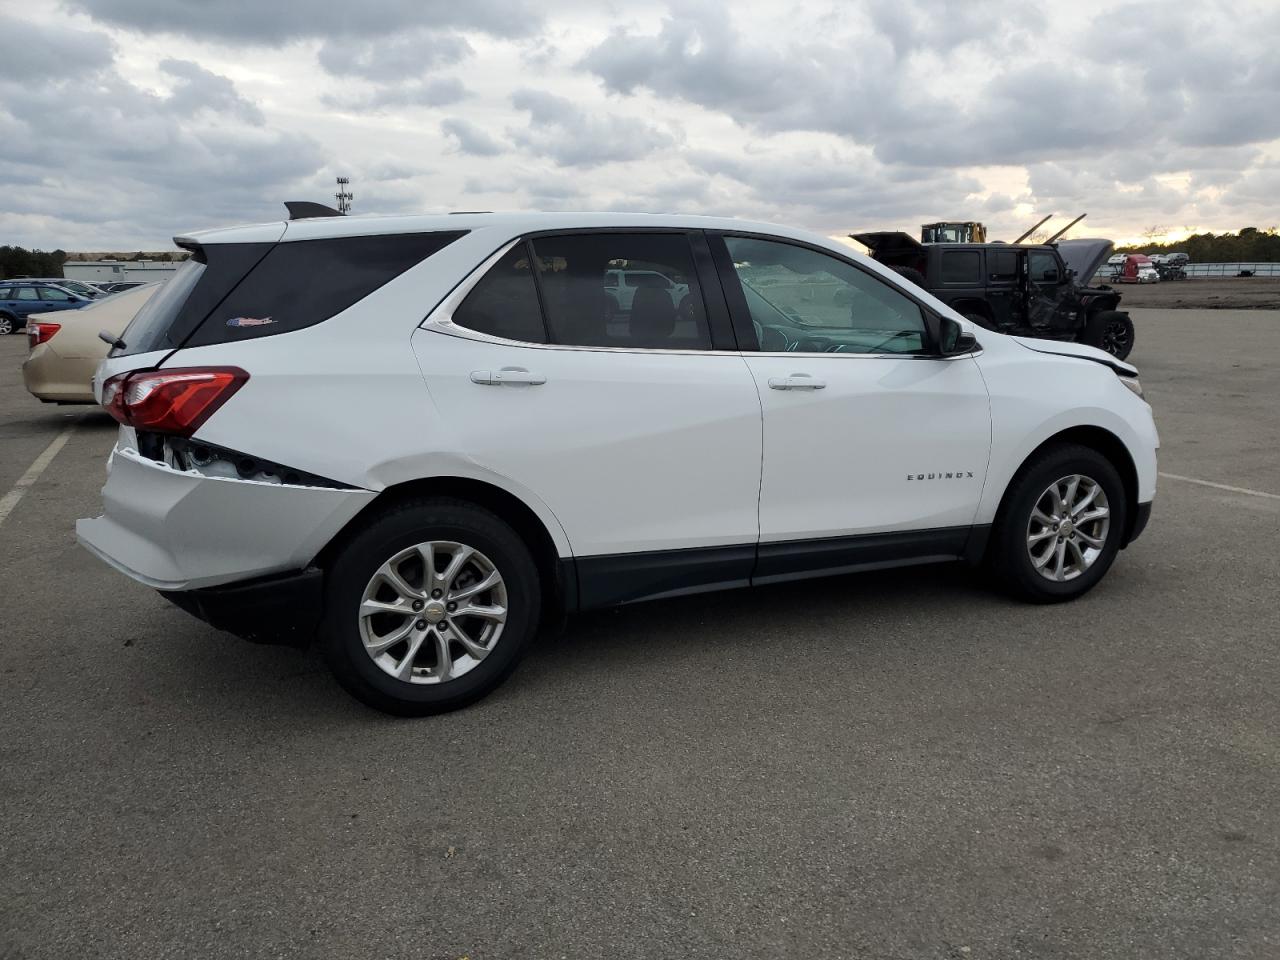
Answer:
[724, 236, 927, 354]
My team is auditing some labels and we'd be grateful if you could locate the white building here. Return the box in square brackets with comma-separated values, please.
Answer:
[63, 260, 181, 283]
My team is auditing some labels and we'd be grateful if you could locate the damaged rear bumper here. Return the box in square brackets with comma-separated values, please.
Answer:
[77, 445, 376, 591]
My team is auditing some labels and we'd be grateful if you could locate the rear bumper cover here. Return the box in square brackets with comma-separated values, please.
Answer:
[77, 445, 375, 591]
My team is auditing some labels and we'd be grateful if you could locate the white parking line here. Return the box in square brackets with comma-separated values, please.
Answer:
[0, 421, 79, 528]
[1159, 472, 1280, 501]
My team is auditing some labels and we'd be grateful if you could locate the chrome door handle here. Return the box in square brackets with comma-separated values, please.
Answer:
[767, 375, 826, 390]
[470, 368, 547, 386]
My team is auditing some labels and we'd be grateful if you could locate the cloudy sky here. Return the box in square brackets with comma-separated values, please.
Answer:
[3, 0, 1278, 252]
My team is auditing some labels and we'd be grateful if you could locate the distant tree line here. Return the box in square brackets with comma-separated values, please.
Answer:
[0, 245, 68, 279]
[1116, 226, 1280, 262]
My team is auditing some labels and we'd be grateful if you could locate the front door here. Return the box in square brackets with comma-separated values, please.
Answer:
[712, 234, 991, 578]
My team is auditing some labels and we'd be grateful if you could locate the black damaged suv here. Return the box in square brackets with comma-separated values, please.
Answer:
[852, 233, 1135, 360]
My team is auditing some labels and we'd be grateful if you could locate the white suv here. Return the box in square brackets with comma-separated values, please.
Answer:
[78, 212, 1158, 715]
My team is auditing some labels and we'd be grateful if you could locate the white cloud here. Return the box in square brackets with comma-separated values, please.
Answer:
[1, 0, 1277, 250]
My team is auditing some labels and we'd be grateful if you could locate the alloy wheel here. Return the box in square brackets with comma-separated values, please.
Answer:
[0, 316, 13, 336]
[357, 540, 507, 685]
[1102, 318, 1131, 357]
[1026, 474, 1111, 582]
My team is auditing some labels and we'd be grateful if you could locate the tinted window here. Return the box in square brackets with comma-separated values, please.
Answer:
[530, 233, 710, 350]
[38, 286, 75, 301]
[940, 250, 980, 284]
[452, 244, 546, 343]
[1030, 250, 1060, 283]
[724, 236, 927, 355]
[13, 286, 39, 301]
[188, 231, 465, 347]
[115, 257, 209, 356]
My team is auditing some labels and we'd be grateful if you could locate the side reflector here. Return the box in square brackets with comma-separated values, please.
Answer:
[100, 367, 248, 437]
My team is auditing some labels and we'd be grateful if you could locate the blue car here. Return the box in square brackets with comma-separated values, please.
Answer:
[0, 281, 93, 335]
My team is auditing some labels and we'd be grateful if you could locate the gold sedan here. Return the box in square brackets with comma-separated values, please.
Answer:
[23, 283, 159, 404]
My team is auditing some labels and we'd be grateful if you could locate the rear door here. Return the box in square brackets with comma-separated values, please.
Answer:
[414, 231, 764, 606]
[711, 233, 991, 579]
[9, 286, 42, 319]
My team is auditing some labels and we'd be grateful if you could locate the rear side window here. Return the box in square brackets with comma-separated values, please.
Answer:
[452, 244, 547, 343]
[940, 251, 980, 284]
[531, 233, 710, 350]
[13, 287, 39, 300]
[115, 231, 464, 356]
[187, 232, 465, 347]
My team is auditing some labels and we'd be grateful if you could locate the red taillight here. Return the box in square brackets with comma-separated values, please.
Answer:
[100, 367, 248, 437]
[28, 322, 61, 348]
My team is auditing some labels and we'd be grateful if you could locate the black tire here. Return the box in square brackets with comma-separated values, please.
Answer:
[1084, 310, 1134, 361]
[987, 443, 1129, 604]
[0, 313, 15, 336]
[891, 266, 926, 288]
[321, 497, 541, 716]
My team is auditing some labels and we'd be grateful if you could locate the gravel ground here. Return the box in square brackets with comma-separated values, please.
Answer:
[0, 310, 1277, 959]
[1109, 276, 1280, 310]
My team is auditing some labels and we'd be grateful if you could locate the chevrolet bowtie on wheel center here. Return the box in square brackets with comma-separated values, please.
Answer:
[78, 211, 1158, 715]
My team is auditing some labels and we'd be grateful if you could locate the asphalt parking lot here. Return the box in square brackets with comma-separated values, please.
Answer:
[1, 309, 1277, 959]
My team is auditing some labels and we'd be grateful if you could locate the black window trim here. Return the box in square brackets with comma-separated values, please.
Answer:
[706, 230, 945, 357]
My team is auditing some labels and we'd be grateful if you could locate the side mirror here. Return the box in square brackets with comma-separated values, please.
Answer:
[938, 316, 978, 355]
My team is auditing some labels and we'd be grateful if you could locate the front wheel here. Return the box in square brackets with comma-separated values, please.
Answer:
[321, 498, 541, 715]
[987, 443, 1128, 603]
[1085, 310, 1134, 360]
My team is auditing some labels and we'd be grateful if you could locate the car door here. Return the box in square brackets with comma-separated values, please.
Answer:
[9, 286, 43, 320]
[710, 233, 991, 580]
[36, 286, 85, 313]
[413, 230, 764, 606]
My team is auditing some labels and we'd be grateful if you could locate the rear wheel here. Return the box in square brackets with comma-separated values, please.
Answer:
[321, 498, 541, 715]
[1084, 310, 1134, 360]
[0, 314, 15, 336]
[987, 443, 1128, 603]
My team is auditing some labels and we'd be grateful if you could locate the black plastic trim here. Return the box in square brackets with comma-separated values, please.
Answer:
[160, 567, 324, 647]
[754, 526, 969, 584]
[576, 543, 756, 608]
[1124, 500, 1152, 547]
[575, 526, 973, 609]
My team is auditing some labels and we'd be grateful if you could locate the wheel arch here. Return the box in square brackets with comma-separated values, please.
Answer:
[989, 425, 1142, 551]
[315, 475, 576, 619]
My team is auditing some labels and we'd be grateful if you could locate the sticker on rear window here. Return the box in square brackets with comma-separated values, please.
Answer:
[226, 316, 274, 327]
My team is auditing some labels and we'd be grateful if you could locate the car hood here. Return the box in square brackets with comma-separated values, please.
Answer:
[1012, 336, 1137, 376]
[848, 231, 924, 257]
[1057, 238, 1114, 282]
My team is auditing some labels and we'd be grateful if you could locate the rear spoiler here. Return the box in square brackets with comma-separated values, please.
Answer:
[283, 201, 344, 220]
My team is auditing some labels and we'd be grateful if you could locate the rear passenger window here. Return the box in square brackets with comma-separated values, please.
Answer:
[452, 244, 546, 343]
[940, 251, 980, 284]
[14, 287, 39, 300]
[185, 231, 465, 347]
[530, 233, 710, 350]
